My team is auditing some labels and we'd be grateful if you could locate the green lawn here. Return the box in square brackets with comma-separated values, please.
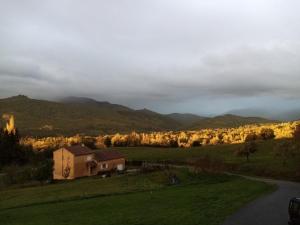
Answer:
[0, 170, 274, 225]
[117, 139, 300, 180]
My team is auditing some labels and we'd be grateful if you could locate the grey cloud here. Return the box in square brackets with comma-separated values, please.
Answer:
[0, 0, 300, 113]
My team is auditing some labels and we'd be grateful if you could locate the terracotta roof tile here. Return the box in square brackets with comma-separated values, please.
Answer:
[65, 145, 94, 156]
[93, 150, 124, 161]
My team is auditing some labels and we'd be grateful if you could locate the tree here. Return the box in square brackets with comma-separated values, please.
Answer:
[0, 129, 30, 167]
[103, 136, 112, 147]
[236, 140, 258, 162]
[260, 128, 275, 140]
[245, 133, 257, 142]
[274, 140, 296, 166]
[127, 132, 141, 146]
[293, 124, 300, 143]
[82, 137, 96, 149]
[34, 159, 54, 184]
[191, 140, 201, 147]
[169, 139, 178, 147]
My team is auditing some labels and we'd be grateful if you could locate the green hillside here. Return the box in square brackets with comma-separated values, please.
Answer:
[0, 96, 274, 136]
[0, 95, 180, 136]
[166, 113, 207, 125]
[189, 114, 274, 130]
[0, 169, 273, 225]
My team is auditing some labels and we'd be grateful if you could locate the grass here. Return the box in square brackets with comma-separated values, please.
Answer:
[0, 169, 274, 225]
[117, 139, 300, 180]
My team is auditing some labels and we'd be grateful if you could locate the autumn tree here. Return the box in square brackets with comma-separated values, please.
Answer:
[103, 136, 112, 147]
[236, 140, 258, 162]
[245, 133, 257, 142]
[127, 132, 141, 146]
[293, 124, 300, 143]
[260, 128, 275, 140]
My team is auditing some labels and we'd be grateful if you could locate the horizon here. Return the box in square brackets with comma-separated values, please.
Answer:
[1, 94, 299, 121]
[1, 1, 300, 116]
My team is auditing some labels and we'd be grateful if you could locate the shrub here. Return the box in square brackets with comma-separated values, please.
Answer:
[245, 133, 257, 142]
[193, 155, 225, 173]
[1, 165, 33, 185]
[103, 136, 112, 147]
[169, 139, 179, 147]
[235, 141, 258, 162]
[127, 132, 141, 146]
[33, 159, 54, 184]
[82, 137, 96, 149]
[191, 140, 201, 147]
[0, 129, 33, 167]
[293, 124, 300, 142]
[274, 140, 296, 166]
[260, 128, 275, 140]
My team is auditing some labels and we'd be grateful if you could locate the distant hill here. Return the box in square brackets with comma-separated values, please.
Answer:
[188, 114, 275, 130]
[0, 95, 180, 136]
[0, 95, 275, 136]
[166, 113, 207, 126]
[60, 96, 132, 112]
[227, 108, 300, 121]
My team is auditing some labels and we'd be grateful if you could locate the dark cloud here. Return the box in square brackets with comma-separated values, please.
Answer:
[0, 0, 300, 114]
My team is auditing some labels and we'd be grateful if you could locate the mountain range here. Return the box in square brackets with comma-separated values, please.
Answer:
[0, 95, 278, 136]
[227, 108, 300, 121]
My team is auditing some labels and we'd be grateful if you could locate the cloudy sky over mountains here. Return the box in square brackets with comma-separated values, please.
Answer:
[1, 0, 300, 115]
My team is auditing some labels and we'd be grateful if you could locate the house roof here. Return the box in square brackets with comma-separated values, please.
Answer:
[64, 145, 94, 156]
[93, 150, 124, 161]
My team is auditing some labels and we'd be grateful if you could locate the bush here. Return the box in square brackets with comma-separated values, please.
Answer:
[193, 155, 225, 173]
[0, 129, 33, 167]
[260, 128, 275, 140]
[33, 159, 54, 184]
[191, 141, 201, 147]
[169, 139, 179, 147]
[1, 165, 33, 185]
[104, 136, 112, 147]
[245, 133, 257, 142]
[82, 137, 96, 149]
[274, 140, 297, 166]
[293, 124, 300, 142]
[235, 141, 258, 162]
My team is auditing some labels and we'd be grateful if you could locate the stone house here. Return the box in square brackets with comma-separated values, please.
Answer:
[53, 145, 125, 180]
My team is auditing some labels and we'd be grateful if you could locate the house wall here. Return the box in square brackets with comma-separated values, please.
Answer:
[53, 148, 75, 180]
[73, 154, 94, 178]
[96, 158, 125, 173]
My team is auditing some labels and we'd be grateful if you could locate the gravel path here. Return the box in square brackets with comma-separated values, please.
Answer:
[222, 175, 300, 225]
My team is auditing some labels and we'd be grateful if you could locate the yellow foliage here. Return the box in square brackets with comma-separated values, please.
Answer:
[22, 121, 300, 150]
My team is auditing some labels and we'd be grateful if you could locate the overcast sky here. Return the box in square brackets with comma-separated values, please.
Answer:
[0, 0, 300, 115]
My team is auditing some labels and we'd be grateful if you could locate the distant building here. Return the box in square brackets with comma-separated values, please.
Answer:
[53, 145, 125, 180]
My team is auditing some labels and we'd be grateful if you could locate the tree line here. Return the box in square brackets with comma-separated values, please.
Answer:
[0, 129, 53, 186]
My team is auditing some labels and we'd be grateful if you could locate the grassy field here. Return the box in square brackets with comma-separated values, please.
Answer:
[116, 139, 300, 180]
[0, 169, 274, 225]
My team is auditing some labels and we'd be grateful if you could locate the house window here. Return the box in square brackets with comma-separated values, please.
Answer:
[86, 155, 92, 161]
[102, 163, 108, 169]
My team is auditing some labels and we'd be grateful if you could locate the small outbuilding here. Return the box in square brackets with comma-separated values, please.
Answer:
[53, 145, 125, 180]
